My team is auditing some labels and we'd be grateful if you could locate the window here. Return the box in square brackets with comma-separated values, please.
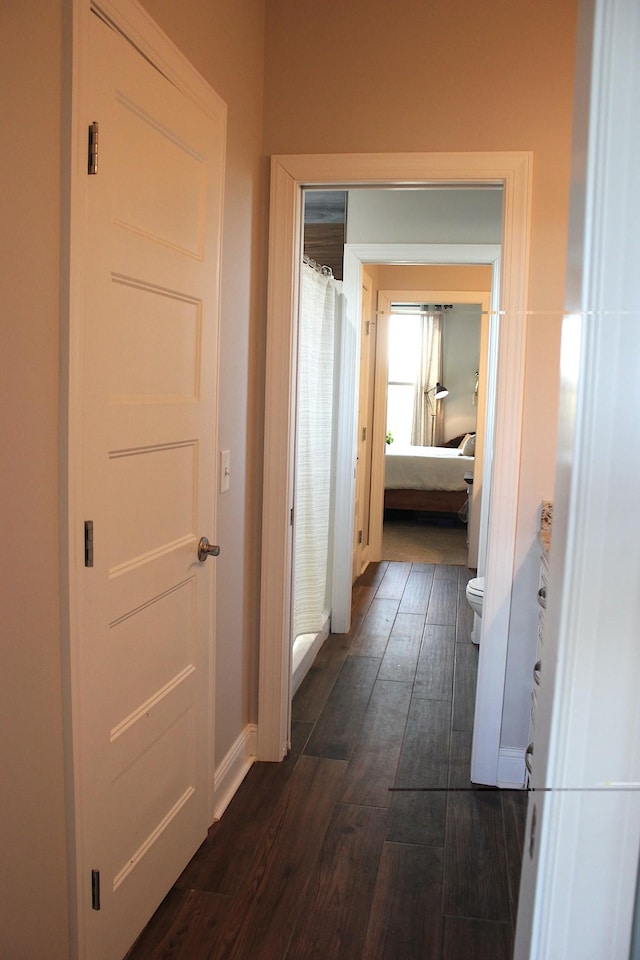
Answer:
[386, 310, 422, 446]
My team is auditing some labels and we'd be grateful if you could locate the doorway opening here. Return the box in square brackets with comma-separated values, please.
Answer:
[258, 152, 531, 795]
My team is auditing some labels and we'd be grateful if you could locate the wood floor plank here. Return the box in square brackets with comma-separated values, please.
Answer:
[351, 582, 378, 621]
[177, 721, 313, 896]
[303, 656, 380, 760]
[448, 730, 473, 789]
[452, 642, 478, 732]
[434, 563, 463, 581]
[292, 633, 352, 723]
[375, 561, 412, 600]
[356, 560, 389, 589]
[284, 803, 388, 960]
[414, 624, 455, 701]
[426, 577, 458, 626]
[398, 565, 435, 615]
[378, 612, 424, 683]
[502, 790, 529, 925]
[339, 679, 413, 807]
[395, 698, 452, 789]
[387, 698, 451, 846]
[442, 916, 513, 960]
[349, 597, 399, 658]
[124, 888, 230, 960]
[362, 841, 444, 960]
[208, 756, 347, 960]
[444, 791, 511, 922]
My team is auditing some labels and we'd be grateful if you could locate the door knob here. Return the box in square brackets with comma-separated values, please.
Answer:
[198, 536, 220, 562]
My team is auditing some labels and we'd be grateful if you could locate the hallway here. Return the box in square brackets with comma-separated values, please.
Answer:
[126, 561, 527, 960]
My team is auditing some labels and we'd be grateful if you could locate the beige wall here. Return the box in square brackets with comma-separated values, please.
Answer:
[0, 2, 70, 956]
[375, 264, 493, 292]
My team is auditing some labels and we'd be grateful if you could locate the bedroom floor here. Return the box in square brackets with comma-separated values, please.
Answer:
[125, 560, 527, 960]
[383, 511, 469, 565]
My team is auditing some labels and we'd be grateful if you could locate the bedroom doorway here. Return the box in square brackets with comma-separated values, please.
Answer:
[380, 300, 479, 568]
[360, 284, 493, 573]
[344, 248, 500, 599]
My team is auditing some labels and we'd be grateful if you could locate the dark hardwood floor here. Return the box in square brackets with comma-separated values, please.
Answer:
[125, 561, 528, 960]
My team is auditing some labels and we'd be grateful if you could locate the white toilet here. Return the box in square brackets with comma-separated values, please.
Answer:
[465, 576, 485, 644]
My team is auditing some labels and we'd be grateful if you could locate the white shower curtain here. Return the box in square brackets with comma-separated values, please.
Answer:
[293, 260, 340, 643]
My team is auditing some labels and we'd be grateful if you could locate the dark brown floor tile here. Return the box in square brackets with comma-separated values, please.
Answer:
[351, 582, 378, 620]
[378, 613, 424, 683]
[448, 730, 473, 789]
[452, 642, 478, 732]
[284, 803, 388, 960]
[434, 563, 463, 581]
[349, 597, 399, 658]
[442, 916, 512, 960]
[414, 624, 455, 701]
[177, 722, 313, 896]
[303, 656, 380, 760]
[362, 841, 444, 960]
[209, 756, 347, 960]
[339, 679, 412, 807]
[356, 560, 390, 589]
[398, 565, 435, 615]
[426, 578, 458, 626]
[124, 888, 230, 960]
[292, 633, 352, 723]
[502, 790, 529, 925]
[444, 791, 511, 922]
[386, 789, 447, 848]
[375, 561, 412, 600]
[395, 698, 451, 789]
[387, 699, 451, 846]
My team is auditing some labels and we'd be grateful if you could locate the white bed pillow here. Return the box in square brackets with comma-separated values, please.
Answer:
[460, 433, 476, 457]
[457, 433, 472, 450]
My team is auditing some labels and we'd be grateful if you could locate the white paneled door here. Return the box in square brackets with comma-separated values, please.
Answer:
[71, 9, 225, 959]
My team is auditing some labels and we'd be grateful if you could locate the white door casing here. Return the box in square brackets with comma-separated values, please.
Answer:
[259, 153, 531, 774]
[64, 2, 225, 957]
[353, 272, 376, 580]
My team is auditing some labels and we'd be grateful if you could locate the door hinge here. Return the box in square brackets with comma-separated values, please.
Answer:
[362, 426, 367, 442]
[290, 507, 294, 526]
[358, 530, 363, 544]
[91, 869, 101, 911]
[84, 521, 94, 568]
[88, 121, 99, 175]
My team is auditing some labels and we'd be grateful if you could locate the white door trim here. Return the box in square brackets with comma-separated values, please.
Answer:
[258, 152, 532, 767]
[338, 249, 501, 633]
[63, 1, 225, 953]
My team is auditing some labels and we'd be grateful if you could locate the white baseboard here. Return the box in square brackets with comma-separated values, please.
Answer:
[212, 723, 257, 822]
[497, 746, 527, 789]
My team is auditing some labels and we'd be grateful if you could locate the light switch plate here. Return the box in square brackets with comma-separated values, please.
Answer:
[220, 449, 231, 493]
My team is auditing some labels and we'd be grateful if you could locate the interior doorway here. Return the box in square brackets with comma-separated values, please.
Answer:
[356, 281, 493, 575]
[258, 152, 532, 793]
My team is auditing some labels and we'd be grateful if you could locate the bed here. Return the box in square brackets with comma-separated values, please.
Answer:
[384, 442, 474, 514]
